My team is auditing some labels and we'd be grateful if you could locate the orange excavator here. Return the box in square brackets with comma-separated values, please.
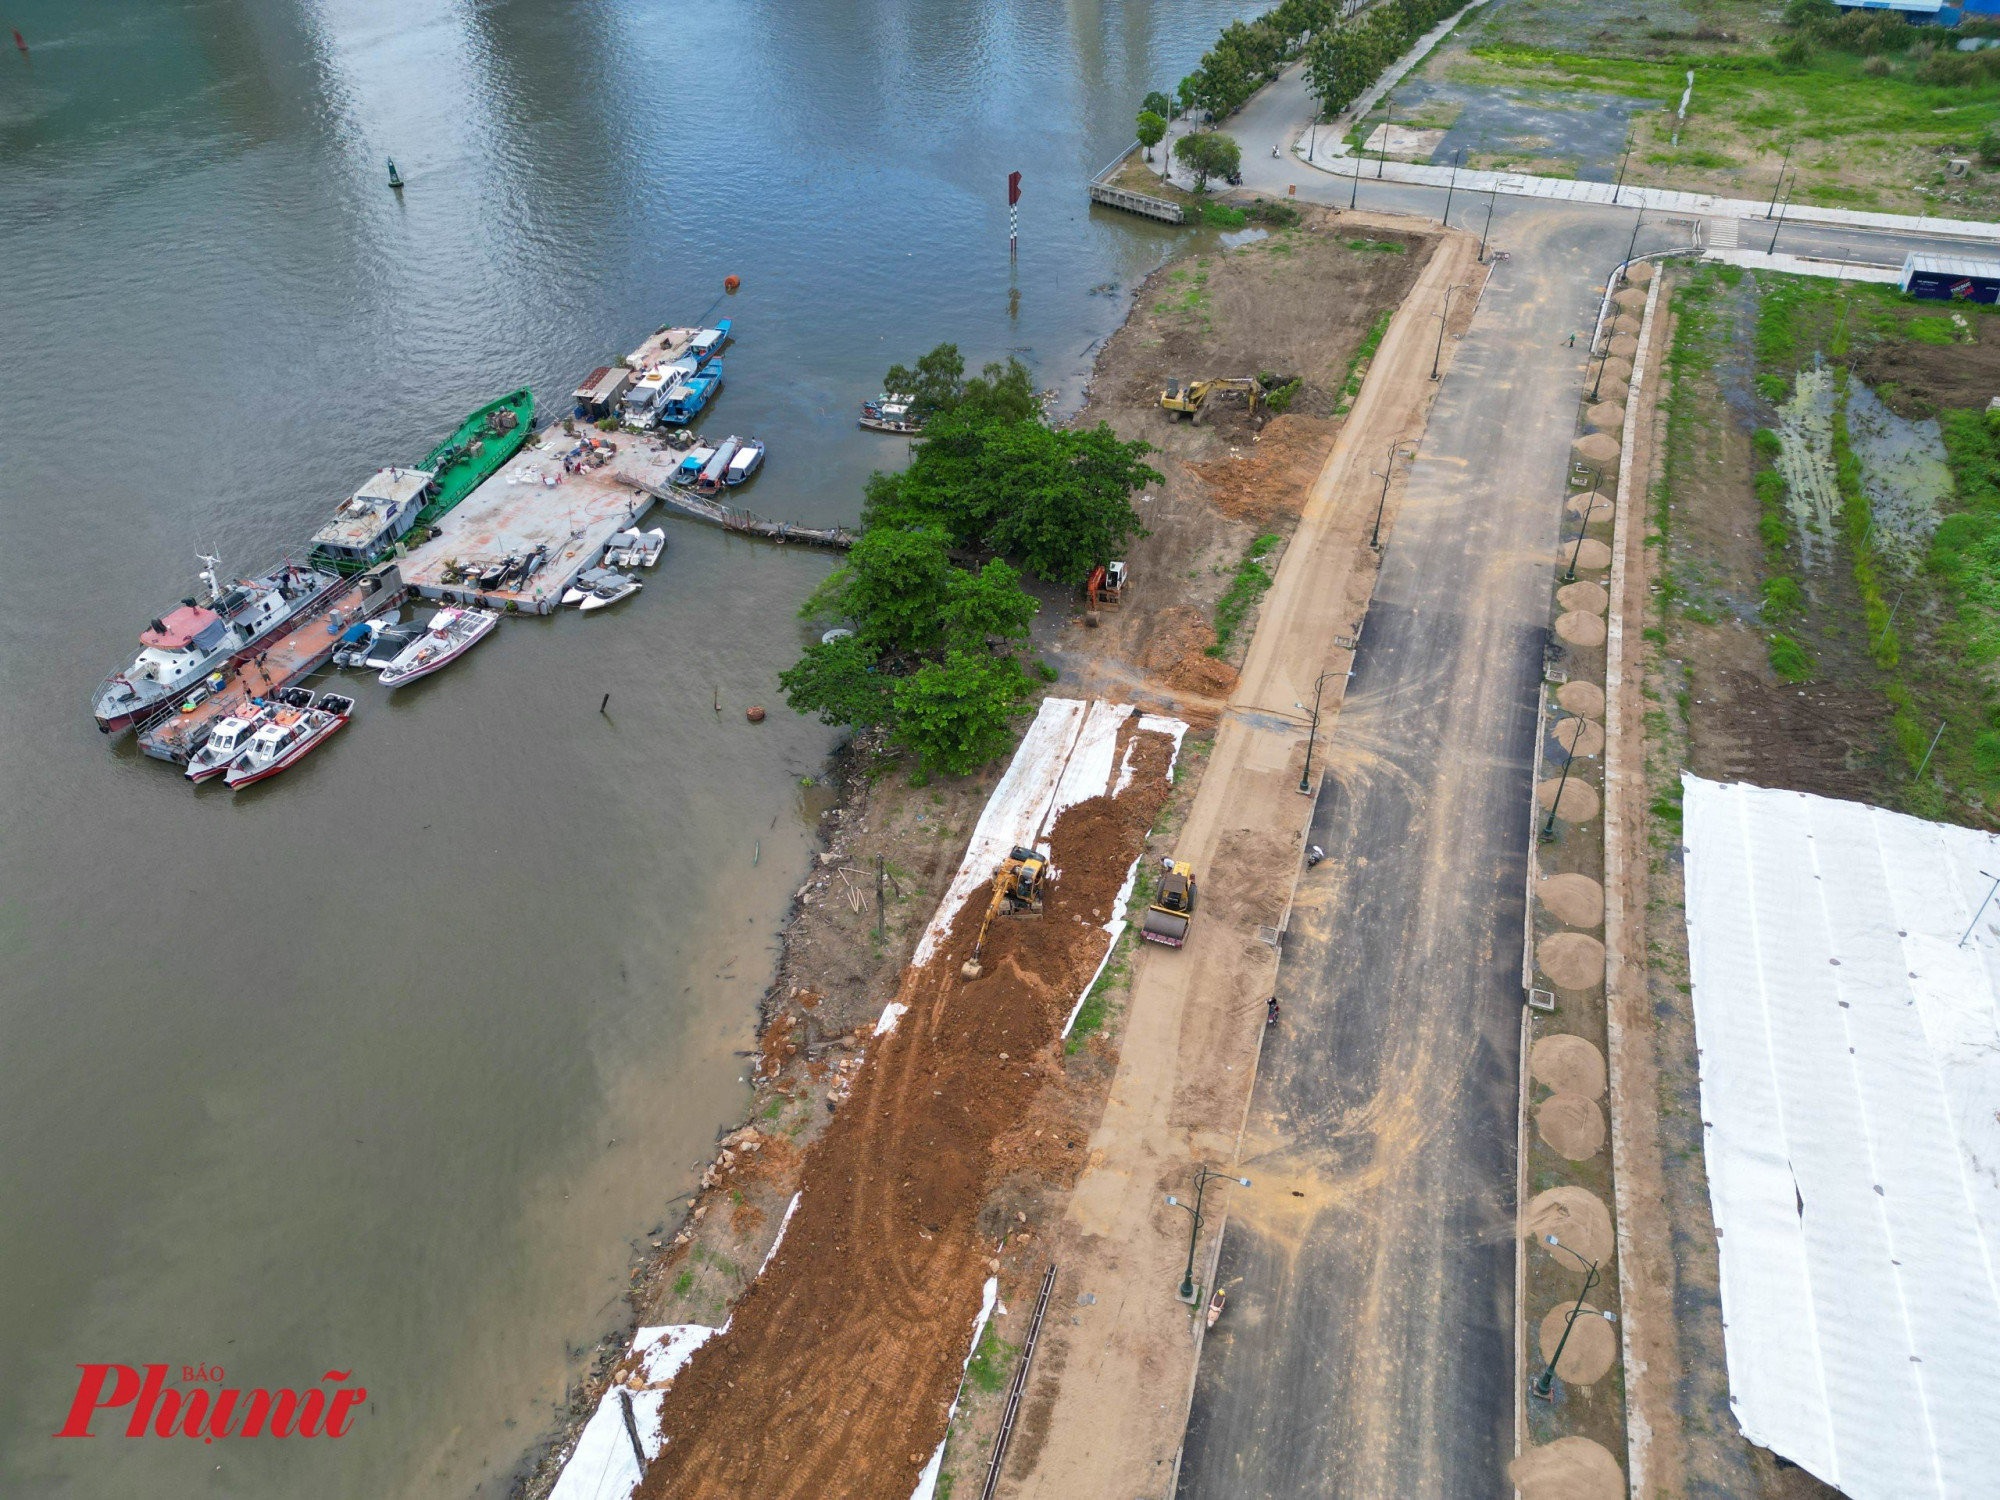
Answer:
[960, 846, 1047, 980]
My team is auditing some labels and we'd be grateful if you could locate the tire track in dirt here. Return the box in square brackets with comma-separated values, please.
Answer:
[635, 730, 1178, 1500]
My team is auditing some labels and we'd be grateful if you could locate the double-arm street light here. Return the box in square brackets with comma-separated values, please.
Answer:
[1166, 1164, 1252, 1303]
[1295, 666, 1346, 795]
[1564, 465, 1604, 582]
[1531, 1233, 1618, 1400]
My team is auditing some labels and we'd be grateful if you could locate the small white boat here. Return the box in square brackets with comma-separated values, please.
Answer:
[225, 696, 352, 789]
[724, 439, 765, 486]
[631, 527, 666, 567]
[185, 701, 279, 783]
[603, 528, 645, 568]
[561, 566, 620, 607]
[378, 606, 498, 688]
[578, 572, 642, 612]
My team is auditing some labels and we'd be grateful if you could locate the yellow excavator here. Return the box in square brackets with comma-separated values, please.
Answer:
[1160, 377, 1261, 422]
[960, 845, 1048, 980]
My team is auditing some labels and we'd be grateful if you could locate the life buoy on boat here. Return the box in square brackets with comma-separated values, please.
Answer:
[724, 275, 741, 293]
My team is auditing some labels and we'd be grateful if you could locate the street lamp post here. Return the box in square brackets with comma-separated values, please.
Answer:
[1297, 667, 1341, 795]
[1768, 170, 1795, 255]
[1442, 148, 1462, 227]
[1611, 144, 1632, 207]
[1622, 208, 1645, 273]
[1479, 180, 1498, 262]
[1349, 146, 1362, 211]
[1431, 282, 1466, 381]
[1165, 1165, 1252, 1303]
[1377, 96, 1393, 179]
[1766, 140, 1794, 218]
[1531, 1234, 1616, 1401]
[1370, 438, 1416, 550]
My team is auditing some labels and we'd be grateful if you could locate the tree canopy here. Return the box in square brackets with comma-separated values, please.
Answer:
[1305, 0, 1466, 116]
[1136, 109, 1168, 159]
[1141, 90, 1174, 120]
[890, 650, 1035, 777]
[1175, 131, 1242, 191]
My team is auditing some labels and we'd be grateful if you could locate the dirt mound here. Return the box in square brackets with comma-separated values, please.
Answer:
[1141, 606, 1239, 698]
[1537, 872, 1604, 928]
[1538, 1301, 1618, 1384]
[1555, 681, 1605, 718]
[1523, 1185, 1614, 1264]
[1537, 1093, 1607, 1159]
[1556, 581, 1608, 615]
[1555, 611, 1607, 649]
[1510, 1437, 1624, 1500]
[1537, 932, 1606, 989]
[1554, 716, 1605, 757]
[1532, 1032, 1607, 1097]
[637, 729, 1179, 1500]
[1854, 328, 2000, 417]
[1187, 415, 1338, 525]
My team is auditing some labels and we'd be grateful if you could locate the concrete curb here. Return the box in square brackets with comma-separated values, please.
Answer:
[1602, 266, 1665, 1499]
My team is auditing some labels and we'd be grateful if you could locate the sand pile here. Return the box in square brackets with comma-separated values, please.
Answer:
[1531, 1033, 1607, 1096]
[1523, 1185, 1614, 1264]
[1510, 1437, 1624, 1500]
[1536, 931, 1606, 989]
[1538, 1302, 1617, 1383]
[1537, 1094, 1607, 1159]
[1536, 872, 1603, 928]
[1143, 606, 1239, 699]
[638, 729, 1178, 1500]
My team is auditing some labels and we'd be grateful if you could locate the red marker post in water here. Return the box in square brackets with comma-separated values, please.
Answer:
[1008, 171, 1021, 257]
[14, 29, 28, 54]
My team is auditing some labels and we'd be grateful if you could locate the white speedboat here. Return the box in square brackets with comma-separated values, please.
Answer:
[378, 607, 498, 688]
[185, 701, 279, 783]
[225, 694, 353, 789]
[724, 439, 765, 486]
[578, 572, 641, 612]
[631, 527, 666, 567]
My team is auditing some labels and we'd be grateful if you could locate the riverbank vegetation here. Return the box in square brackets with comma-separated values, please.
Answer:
[1305, 0, 1473, 114]
[782, 346, 1159, 776]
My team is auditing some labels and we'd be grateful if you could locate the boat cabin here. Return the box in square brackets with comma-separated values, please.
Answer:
[310, 467, 434, 566]
[688, 322, 731, 364]
[248, 716, 308, 761]
[203, 716, 256, 757]
[621, 368, 672, 426]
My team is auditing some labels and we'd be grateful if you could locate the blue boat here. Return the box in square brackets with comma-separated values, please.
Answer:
[687, 319, 732, 367]
[659, 359, 724, 425]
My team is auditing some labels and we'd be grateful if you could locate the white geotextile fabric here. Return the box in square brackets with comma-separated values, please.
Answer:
[1682, 775, 2000, 1500]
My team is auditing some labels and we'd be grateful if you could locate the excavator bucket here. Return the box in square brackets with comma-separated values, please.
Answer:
[960, 955, 983, 980]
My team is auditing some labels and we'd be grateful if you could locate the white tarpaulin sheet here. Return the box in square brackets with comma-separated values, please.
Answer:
[1682, 775, 2000, 1500]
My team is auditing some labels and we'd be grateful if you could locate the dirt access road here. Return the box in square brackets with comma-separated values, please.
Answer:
[1002, 224, 1487, 1500]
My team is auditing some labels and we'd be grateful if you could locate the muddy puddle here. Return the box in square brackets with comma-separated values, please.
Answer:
[1849, 381, 1953, 573]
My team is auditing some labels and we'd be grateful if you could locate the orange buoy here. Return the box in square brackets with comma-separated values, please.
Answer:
[724, 275, 741, 293]
[746, 705, 766, 723]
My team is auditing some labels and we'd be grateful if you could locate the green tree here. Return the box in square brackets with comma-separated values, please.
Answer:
[960, 357, 1039, 423]
[891, 650, 1034, 776]
[777, 634, 896, 728]
[942, 559, 1039, 649]
[1141, 89, 1174, 120]
[881, 344, 966, 422]
[985, 423, 1160, 586]
[1782, 0, 1838, 33]
[1136, 109, 1168, 160]
[1174, 131, 1242, 191]
[1176, 75, 1199, 117]
[809, 524, 954, 656]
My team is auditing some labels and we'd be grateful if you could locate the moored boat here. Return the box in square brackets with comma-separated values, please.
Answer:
[724, 439, 765, 486]
[696, 437, 742, 494]
[631, 528, 666, 567]
[185, 701, 280, 783]
[672, 446, 715, 485]
[687, 319, 732, 366]
[660, 360, 724, 425]
[92, 555, 340, 734]
[224, 697, 351, 789]
[309, 467, 434, 576]
[378, 606, 499, 688]
[412, 389, 534, 529]
[578, 572, 641, 612]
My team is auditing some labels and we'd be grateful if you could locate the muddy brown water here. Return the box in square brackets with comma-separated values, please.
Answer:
[0, 1, 1270, 1494]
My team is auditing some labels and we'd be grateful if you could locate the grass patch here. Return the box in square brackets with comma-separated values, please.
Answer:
[1335, 307, 1395, 416]
[1767, 632, 1813, 681]
[1201, 200, 1249, 229]
[1210, 535, 1280, 654]
[672, 1269, 695, 1298]
[965, 1324, 1018, 1394]
[1344, 238, 1406, 254]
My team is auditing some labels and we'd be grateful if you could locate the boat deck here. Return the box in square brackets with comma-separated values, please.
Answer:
[398, 427, 673, 614]
[135, 572, 402, 764]
[630, 325, 698, 368]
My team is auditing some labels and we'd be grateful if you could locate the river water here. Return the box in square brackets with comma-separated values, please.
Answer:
[0, 0, 1258, 1493]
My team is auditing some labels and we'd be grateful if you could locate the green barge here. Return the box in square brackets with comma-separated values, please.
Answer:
[309, 389, 535, 575]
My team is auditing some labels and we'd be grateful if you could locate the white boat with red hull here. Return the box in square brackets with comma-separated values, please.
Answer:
[224, 693, 353, 789]
[377, 606, 498, 688]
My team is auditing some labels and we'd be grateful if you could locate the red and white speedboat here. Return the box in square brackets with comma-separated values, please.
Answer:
[378, 606, 498, 689]
[225, 693, 354, 789]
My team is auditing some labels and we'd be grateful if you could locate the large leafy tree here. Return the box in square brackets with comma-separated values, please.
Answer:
[1174, 131, 1241, 191]
[986, 423, 1160, 586]
[881, 344, 966, 422]
[1136, 109, 1168, 161]
[1141, 90, 1174, 121]
[943, 559, 1039, 649]
[809, 524, 954, 656]
[891, 650, 1035, 776]
[778, 634, 896, 728]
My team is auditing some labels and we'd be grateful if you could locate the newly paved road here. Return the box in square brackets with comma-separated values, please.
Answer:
[1176, 207, 1648, 1499]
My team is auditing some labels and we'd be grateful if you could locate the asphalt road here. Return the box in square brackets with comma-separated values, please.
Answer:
[1175, 207, 1647, 1499]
